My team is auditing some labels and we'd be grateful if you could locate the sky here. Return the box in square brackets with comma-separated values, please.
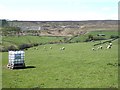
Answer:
[0, 0, 119, 21]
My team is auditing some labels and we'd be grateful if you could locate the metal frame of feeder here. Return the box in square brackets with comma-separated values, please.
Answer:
[7, 51, 25, 69]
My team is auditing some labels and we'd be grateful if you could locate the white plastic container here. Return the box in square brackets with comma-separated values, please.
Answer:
[7, 51, 25, 69]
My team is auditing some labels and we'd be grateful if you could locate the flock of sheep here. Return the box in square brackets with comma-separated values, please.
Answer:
[92, 42, 112, 51]
[34, 46, 65, 50]
[34, 42, 113, 51]
[45, 46, 65, 50]
[49, 46, 65, 50]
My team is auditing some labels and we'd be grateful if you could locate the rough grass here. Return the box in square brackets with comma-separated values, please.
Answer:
[1, 36, 66, 50]
[70, 31, 118, 43]
[89, 31, 118, 38]
[2, 39, 118, 88]
[2, 36, 65, 45]
[1, 31, 118, 48]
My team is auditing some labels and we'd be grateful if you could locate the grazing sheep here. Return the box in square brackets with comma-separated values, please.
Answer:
[92, 48, 95, 50]
[109, 43, 112, 46]
[107, 45, 111, 49]
[97, 46, 100, 50]
[60, 48, 62, 50]
[36, 48, 38, 50]
[34, 47, 38, 50]
[97, 46, 102, 50]
[100, 46, 103, 49]
[60, 47, 65, 50]
[62, 47, 65, 50]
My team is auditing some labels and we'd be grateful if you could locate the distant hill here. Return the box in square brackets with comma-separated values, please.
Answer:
[8, 20, 117, 30]
[2, 20, 118, 36]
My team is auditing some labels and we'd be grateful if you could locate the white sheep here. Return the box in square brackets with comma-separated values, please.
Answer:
[109, 43, 112, 46]
[60, 48, 62, 50]
[97, 46, 100, 50]
[62, 47, 65, 50]
[100, 46, 103, 49]
[92, 48, 95, 50]
[60, 47, 65, 50]
[107, 45, 111, 49]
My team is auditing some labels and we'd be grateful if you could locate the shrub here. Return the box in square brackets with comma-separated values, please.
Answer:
[49, 42, 54, 44]
[0, 46, 8, 52]
[39, 43, 43, 45]
[8, 45, 18, 51]
[93, 36, 106, 41]
[85, 36, 106, 42]
[0, 45, 18, 52]
[110, 35, 119, 39]
[88, 34, 93, 40]
[75, 40, 81, 43]
[84, 38, 91, 42]
[19, 44, 33, 50]
[33, 43, 39, 46]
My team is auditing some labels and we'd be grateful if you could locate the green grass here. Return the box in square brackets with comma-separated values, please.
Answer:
[70, 34, 88, 42]
[2, 39, 118, 88]
[2, 36, 65, 45]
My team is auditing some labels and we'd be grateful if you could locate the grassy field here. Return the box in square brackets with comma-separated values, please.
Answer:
[1, 36, 67, 52]
[2, 36, 65, 46]
[2, 38, 118, 88]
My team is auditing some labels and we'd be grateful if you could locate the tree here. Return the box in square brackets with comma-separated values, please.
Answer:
[1, 19, 9, 27]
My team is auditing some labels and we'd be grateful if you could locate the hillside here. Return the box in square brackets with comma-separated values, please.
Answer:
[0, 20, 119, 52]
[2, 39, 118, 88]
[8, 20, 118, 36]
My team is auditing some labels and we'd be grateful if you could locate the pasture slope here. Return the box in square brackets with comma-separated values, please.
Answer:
[2, 39, 118, 88]
[1, 30, 118, 49]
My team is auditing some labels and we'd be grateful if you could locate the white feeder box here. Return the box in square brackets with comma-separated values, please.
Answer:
[7, 51, 25, 69]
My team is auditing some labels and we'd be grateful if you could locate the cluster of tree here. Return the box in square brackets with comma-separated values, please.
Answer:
[1, 19, 42, 36]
